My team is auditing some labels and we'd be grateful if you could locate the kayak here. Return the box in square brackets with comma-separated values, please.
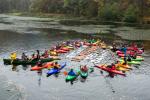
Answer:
[75, 43, 82, 47]
[65, 46, 74, 50]
[95, 65, 126, 76]
[116, 66, 130, 72]
[118, 53, 141, 57]
[116, 50, 143, 55]
[65, 75, 77, 82]
[60, 47, 70, 51]
[49, 51, 58, 56]
[31, 62, 54, 71]
[65, 69, 80, 82]
[101, 45, 107, 49]
[115, 63, 132, 69]
[127, 47, 143, 52]
[3, 58, 59, 65]
[80, 71, 88, 79]
[47, 62, 66, 76]
[119, 59, 141, 65]
[56, 49, 68, 53]
[79, 67, 94, 79]
[120, 57, 144, 61]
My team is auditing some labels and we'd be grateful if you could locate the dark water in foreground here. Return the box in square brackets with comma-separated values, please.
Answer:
[0, 14, 150, 100]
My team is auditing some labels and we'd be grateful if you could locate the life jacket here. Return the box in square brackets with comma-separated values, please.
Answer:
[10, 53, 17, 60]
[68, 70, 76, 76]
[111, 65, 116, 70]
[81, 66, 88, 72]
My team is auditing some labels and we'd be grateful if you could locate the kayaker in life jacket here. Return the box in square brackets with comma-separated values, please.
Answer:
[37, 60, 42, 67]
[56, 45, 61, 50]
[53, 62, 60, 69]
[111, 63, 116, 70]
[31, 53, 36, 59]
[21, 52, 28, 60]
[112, 43, 117, 52]
[132, 51, 137, 59]
[10, 52, 17, 60]
[121, 45, 127, 57]
[80, 65, 88, 72]
[66, 41, 70, 46]
[68, 69, 76, 76]
[43, 49, 49, 58]
[107, 63, 116, 70]
[36, 50, 40, 60]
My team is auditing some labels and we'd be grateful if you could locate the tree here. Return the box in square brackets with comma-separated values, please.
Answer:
[123, 5, 138, 22]
[98, 2, 122, 21]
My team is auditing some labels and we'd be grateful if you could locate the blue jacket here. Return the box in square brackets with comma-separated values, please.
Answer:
[68, 70, 76, 76]
[122, 47, 127, 56]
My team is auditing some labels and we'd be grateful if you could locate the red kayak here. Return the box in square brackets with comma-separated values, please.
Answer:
[116, 50, 143, 55]
[56, 49, 68, 53]
[118, 53, 142, 57]
[31, 62, 53, 71]
[75, 43, 81, 47]
[95, 65, 126, 76]
[83, 42, 91, 46]
[60, 47, 70, 51]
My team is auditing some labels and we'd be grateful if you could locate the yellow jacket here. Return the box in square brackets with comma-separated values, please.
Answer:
[10, 53, 17, 60]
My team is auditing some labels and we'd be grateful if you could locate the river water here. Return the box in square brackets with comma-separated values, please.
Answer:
[0, 14, 150, 100]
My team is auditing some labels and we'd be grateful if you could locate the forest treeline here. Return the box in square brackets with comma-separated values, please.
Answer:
[0, 0, 150, 23]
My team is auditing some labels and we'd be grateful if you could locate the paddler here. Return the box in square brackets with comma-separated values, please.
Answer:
[112, 43, 117, 52]
[36, 50, 40, 60]
[132, 50, 137, 59]
[122, 45, 127, 64]
[56, 44, 61, 50]
[68, 69, 76, 76]
[21, 52, 28, 60]
[31, 53, 36, 59]
[43, 48, 49, 58]
[37, 60, 42, 67]
[111, 63, 116, 70]
[10, 52, 17, 60]
[107, 63, 116, 70]
[80, 65, 88, 72]
[53, 62, 60, 69]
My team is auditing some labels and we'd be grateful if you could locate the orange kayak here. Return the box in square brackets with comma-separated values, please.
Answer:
[31, 62, 54, 71]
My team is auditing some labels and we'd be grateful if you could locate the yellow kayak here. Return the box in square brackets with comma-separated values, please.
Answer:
[115, 63, 132, 69]
[116, 66, 130, 72]
[64, 46, 74, 50]
[49, 51, 58, 56]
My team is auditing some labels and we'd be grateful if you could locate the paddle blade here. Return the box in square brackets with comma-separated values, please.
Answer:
[63, 71, 68, 76]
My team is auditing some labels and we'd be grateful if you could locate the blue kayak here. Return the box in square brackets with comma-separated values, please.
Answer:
[47, 62, 66, 77]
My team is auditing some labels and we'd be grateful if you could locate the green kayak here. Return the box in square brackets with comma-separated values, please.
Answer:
[65, 69, 80, 82]
[3, 58, 60, 65]
[80, 67, 94, 79]
[120, 57, 144, 61]
[119, 59, 141, 65]
[80, 71, 88, 79]
[65, 75, 77, 82]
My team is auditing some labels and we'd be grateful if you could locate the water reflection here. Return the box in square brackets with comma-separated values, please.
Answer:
[12, 65, 17, 71]
[22, 65, 29, 70]
[37, 70, 42, 87]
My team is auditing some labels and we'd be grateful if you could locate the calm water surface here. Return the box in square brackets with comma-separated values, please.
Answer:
[0, 14, 150, 100]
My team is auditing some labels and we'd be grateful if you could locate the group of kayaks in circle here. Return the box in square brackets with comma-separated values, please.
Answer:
[3, 39, 145, 83]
